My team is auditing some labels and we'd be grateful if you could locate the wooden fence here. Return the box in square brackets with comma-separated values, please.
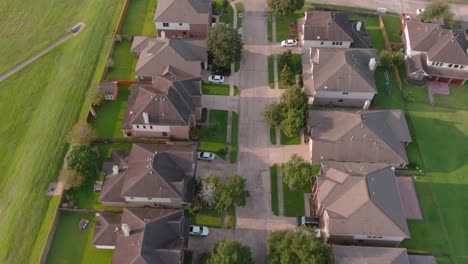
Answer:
[379, 15, 403, 91]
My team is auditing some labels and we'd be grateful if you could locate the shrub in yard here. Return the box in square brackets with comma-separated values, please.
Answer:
[419, 0, 454, 26]
[288, 22, 298, 40]
[223, 0, 229, 8]
[392, 51, 405, 66]
[59, 168, 83, 190]
[199, 175, 221, 208]
[66, 121, 95, 145]
[268, 0, 304, 15]
[65, 144, 98, 176]
[402, 89, 415, 103]
[263, 102, 283, 128]
[206, 240, 254, 264]
[282, 154, 316, 189]
[190, 127, 201, 141]
[280, 64, 295, 86]
[85, 87, 106, 107]
[216, 174, 250, 212]
[379, 50, 392, 68]
[278, 50, 294, 71]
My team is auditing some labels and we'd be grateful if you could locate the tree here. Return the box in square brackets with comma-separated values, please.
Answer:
[419, 0, 454, 25]
[392, 51, 405, 66]
[281, 154, 315, 188]
[65, 144, 98, 176]
[207, 25, 243, 68]
[278, 50, 293, 71]
[216, 174, 250, 212]
[59, 168, 83, 190]
[267, 228, 332, 264]
[199, 175, 221, 208]
[206, 240, 254, 264]
[379, 50, 392, 68]
[280, 86, 308, 112]
[280, 107, 305, 138]
[85, 87, 106, 107]
[66, 121, 95, 145]
[280, 64, 295, 86]
[263, 102, 283, 128]
[268, 0, 304, 15]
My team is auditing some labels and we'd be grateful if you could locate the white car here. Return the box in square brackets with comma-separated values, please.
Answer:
[190, 225, 210, 237]
[197, 152, 215, 161]
[416, 8, 425, 15]
[208, 75, 225, 83]
[281, 39, 297, 47]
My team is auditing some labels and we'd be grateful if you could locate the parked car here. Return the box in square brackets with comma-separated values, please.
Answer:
[416, 8, 425, 15]
[208, 75, 225, 83]
[190, 225, 210, 237]
[281, 39, 297, 47]
[296, 216, 319, 227]
[197, 152, 215, 161]
[212, 67, 231, 76]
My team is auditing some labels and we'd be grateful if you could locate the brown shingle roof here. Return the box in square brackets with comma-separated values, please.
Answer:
[318, 163, 409, 238]
[121, 76, 201, 129]
[302, 11, 353, 42]
[99, 143, 197, 204]
[333, 245, 410, 264]
[92, 212, 123, 247]
[154, 0, 211, 25]
[307, 109, 412, 165]
[302, 48, 379, 96]
[131, 37, 207, 80]
[99, 81, 117, 94]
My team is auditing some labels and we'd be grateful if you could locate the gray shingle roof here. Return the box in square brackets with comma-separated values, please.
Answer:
[302, 11, 353, 42]
[154, 0, 211, 24]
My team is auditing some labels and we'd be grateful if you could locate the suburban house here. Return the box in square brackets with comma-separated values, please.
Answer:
[302, 48, 379, 108]
[121, 75, 202, 139]
[99, 143, 197, 209]
[99, 81, 119, 100]
[402, 19, 468, 85]
[333, 245, 437, 264]
[306, 109, 412, 168]
[298, 11, 371, 50]
[154, 0, 212, 38]
[93, 208, 189, 264]
[311, 162, 409, 246]
[131, 36, 207, 82]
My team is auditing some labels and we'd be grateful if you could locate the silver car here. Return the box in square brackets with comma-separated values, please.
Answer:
[208, 75, 225, 83]
[190, 225, 210, 237]
[197, 152, 215, 161]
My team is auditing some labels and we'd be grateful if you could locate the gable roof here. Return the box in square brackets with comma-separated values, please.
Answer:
[406, 20, 468, 65]
[92, 212, 123, 247]
[112, 208, 189, 264]
[131, 37, 207, 80]
[121, 76, 201, 129]
[154, 0, 211, 25]
[307, 109, 412, 165]
[99, 81, 118, 94]
[318, 162, 409, 238]
[100, 143, 197, 204]
[302, 11, 353, 42]
[303, 48, 379, 96]
[333, 245, 410, 264]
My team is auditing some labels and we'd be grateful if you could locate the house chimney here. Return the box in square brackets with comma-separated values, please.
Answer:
[161, 31, 166, 39]
[369, 57, 376, 71]
[122, 224, 130, 237]
[143, 112, 149, 124]
[356, 21, 362, 32]
[112, 165, 119, 175]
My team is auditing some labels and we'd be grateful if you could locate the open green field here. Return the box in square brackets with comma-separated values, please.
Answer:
[105, 41, 137, 80]
[198, 110, 228, 160]
[93, 86, 130, 138]
[46, 212, 114, 264]
[275, 10, 304, 42]
[0, 1, 124, 263]
[120, 0, 157, 36]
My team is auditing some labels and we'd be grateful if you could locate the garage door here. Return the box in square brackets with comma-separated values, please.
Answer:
[437, 77, 450, 83]
[449, 79, 464, 85]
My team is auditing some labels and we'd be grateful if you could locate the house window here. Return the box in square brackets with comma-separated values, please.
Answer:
[136, 125, 140, 128]
[150, 126, 153, 129]
[454, 65, 459, 69]
[332, 41, 336, 45]
[179, 23, 182, 26]
[460, 66, 465, 69]
[338, 42, 343, 45]
[129, 197, 134, 200]
[148, 197, 152, 200]
[143, 125, 146, 129]
[448, 64, 453, 68]
[342, 92, 349, 95]
[320, 41, 324, 45]
[338, 99, 343, 102]
[163, 132, 168, 137]
[163, 22, 169, 27]
[431, 61, 436, 66]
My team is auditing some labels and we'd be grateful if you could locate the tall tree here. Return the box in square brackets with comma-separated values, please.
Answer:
[59, 168, 83, 190]
[65, 144, 97, 176]
[216, 174, 250, 212]
[419, 0, 454, 25]
[199, 174, 221, 208]
[206, 240, 254, 264]
[66, 121, 95, 145]
[280, 64, 295, 86]
[263, 102, 283, 128]
[280, 86, 308, 112]
[207, 25, 243, 68]
[282, 154, 315, 188]
[268, 0, 304, 16]
[85, 87, 106, 107]
[279, 107, 305, 138]
[267, 228, 332, 264]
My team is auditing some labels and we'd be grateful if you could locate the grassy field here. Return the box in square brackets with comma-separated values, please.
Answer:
[280, 131, 301, 145]
[268, 55, 275, 88]
[0, 1, 124, 263]
[105, 40, 137, 80]
[202, 83, 230, 96]
[93, 86, 130, 138]
[120, 0, 157, 36]
[230, 112, 238, 163]
[270, 127, 277, 144]
[270, 164, 279, 216]
[198, 110, 228, 160]
[46, 212, 113, 264]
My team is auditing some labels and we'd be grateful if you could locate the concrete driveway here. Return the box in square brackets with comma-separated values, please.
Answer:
[196, 155, 238, 179]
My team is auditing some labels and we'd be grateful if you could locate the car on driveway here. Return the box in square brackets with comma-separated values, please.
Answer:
[197, 152, 215, 161]
[296, 216, 319, 227]
[212, 67, 231, 76]
[208, 75, 225, 83]
[281, 39, 297, 47]
[190, 225, 209, 237]
[416, 8, 425, 15]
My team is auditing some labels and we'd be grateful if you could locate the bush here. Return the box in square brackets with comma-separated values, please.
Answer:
[66, 121, 95, 145]
[392, 51, 405, 66]
[282, 154, 316, 188]
[379, 50, 392, 68]
[59, 169, 83, 190]
[288, 22, 298, 40]
[268, 0, 304, 15]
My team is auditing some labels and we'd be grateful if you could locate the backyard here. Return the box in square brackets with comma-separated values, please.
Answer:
[198, 110, 229, 160]
[0, 1, 124, 263]
[105, 40, 137, 81]
[119, 0, 158, 36]
[92, 86, 130, 138]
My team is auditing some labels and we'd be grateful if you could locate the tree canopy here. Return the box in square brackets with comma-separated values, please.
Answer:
[282, 154, 317, 188]
[392, 51, 405, 66]
[216, 174, 250, 212]
[65, 144, 97, 176]
[66, 121, 95, 145]
[379, 50, 392, 68]
[263, 102, 283, 128]
[207, 24, 243, 68]
[206, 240, 254, 264]
[267, 228, 332, 264]
[268, 0, 304, 15]
[199, 174, 221, 208]
[59, 168, 83, 190]
[419, 0, 454, 25]
[85, 87, 106, 107]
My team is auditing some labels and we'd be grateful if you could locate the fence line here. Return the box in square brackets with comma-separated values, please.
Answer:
[379, 15, 403, 91]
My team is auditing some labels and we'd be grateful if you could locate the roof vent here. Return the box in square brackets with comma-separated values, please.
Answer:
[129, 111, 133, 115]
[317, 36, 321, 40]
[149, 170, 153, 174]
[114, 227, 120, 232]
[143, 112, 149, 124]
[122, 224, 130, 237]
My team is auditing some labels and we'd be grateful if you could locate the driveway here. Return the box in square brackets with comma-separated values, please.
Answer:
[196, 156, 238, 179]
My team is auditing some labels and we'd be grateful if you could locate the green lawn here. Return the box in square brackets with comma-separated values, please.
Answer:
[268, 55, 275, 88]
[214, 0, 234, 27]
[230, 112, 238, 163]
[120, 0, 157, 36]
[349, 15, 386, 51]
[270, 127, 277, 144]
[198, 110, 229, 160]
[275, 10, 304, 42]
[202, 83, 230, 96]
[280, 131, 301, 145]
[270, 164, 279, 216]
[190, 207, 223, 228]
[283, 183, 309, 217]
[306, 2, 380, 13]
[277, 53, 302, 88]
[382, 16, 402, 43]
[0, 1, 124, 263]
[227, 208, 235, 228]
[371, 67, 405, 109]
[233, 85, 239, 96]
[93, 86, 130, 137]
[267, 16, 273, 42]
[235, 3, 243, 29]
[105, 40, 137, 80]
[46, 212, 114, 264]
